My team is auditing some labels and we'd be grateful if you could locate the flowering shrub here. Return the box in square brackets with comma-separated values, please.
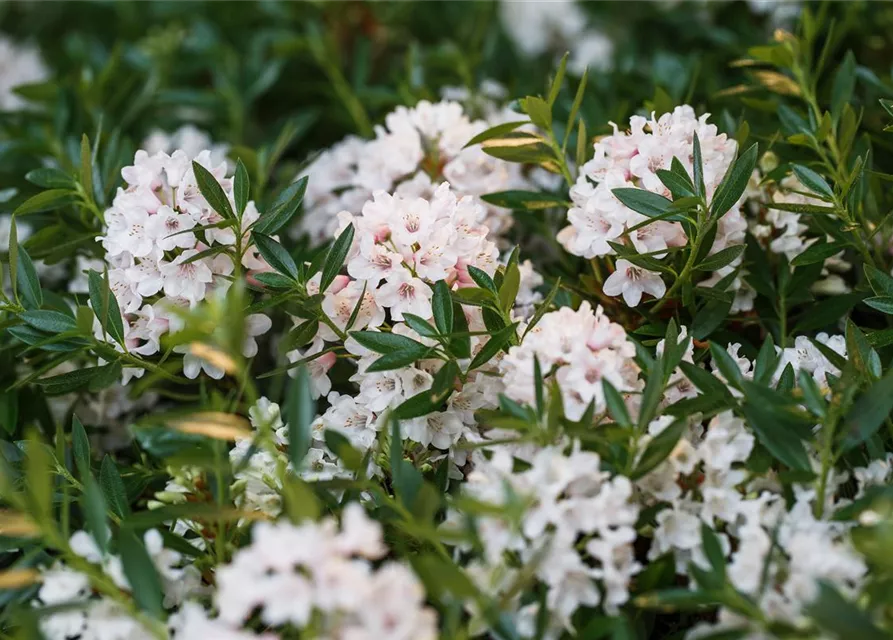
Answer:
[2, 2, 893, 640]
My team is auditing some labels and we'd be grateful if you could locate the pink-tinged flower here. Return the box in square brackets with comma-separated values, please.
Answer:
[602, 259, 666, 307]
[375, 272, 432, 320]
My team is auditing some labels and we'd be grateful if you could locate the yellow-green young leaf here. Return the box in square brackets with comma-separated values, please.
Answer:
[547, 53, 568, 106]
[281, 477, 321, 524]
[24, 435, 53, 521]
[499, 259, 520, 313]
[80, 134, 93, 204]
[464, 120, 529, 149]
[523, 96, 552, 130]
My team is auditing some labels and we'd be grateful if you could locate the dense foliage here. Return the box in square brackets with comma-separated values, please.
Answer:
[3, 1, 893, 639]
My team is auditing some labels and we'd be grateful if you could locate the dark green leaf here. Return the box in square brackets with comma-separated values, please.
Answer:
[119, 529, 164, 617]
[432, 280, 453, 335]
[710, 143, 758, 218]
[191, 160, 234, 220]
[254, 176, 309, 235]
[252, 232, 299, 281]
[320, 223, 354, 293]
[234, 158, 250, 216]
[793, 165, 833, 199]
[288, 366, 315, 467]
[100, 455, 130, 518]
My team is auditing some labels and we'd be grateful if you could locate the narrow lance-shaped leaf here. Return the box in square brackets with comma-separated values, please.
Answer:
[320, 223, 354, 293]
[709, 142, 758, 218]
[287, 365, 315, 467]
[191, 160, 235, 220]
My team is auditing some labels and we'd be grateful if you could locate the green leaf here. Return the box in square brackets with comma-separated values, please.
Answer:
[831, 52, 857, 124]
[87, 270, 124, 344]
[0, 391, 18, 435]
[656, 169, 695, 199]
[700, 523, 726, 581]
[252, 232, 299, 281]
[402, 314, 439, 339]
[611, 188, 674, 218]
[100, 455, 130, 518]
[432, 280, 453, 335]
[254, 176, 309, 235]
[468, 323, 517, 371]
[323, 430, 364, 471]
[499, 259, 521, 313]
[632, 418, 688, 479]
[13, 189, 74, 217]
[523, 96, 552, 130]
[366, 349, 433, 373]
[451, 286, 497, 308]
[864, 264, 893, 297]
[82, 476, 109, 553]
[350, 331, 430, 355]
[25, 168, 75, 190]
[692, 132, 706, 198]
[603, 380, 631, 428]
[35, 367, 104, 395]
[741, 384, 811, 471]
[864, 297, 893, 314]
[464, 120, 530, 149]
[709, 342, 743, 389]
[791, 241, 843, 266]
[467, 266, 497, 294]
[19, 310, 77, 334]
[480, 191, 568, 211]
[72, 416, 91, 479]
[841, 366, 893, 451]
[480, 131, 555, 165]
[233, 158, 250, 216]
[16, 247, 42, 310]
[696, 245, 744, 271]
[547, 53, 568, 106]
[806, 582, 887, 640]
[80, 134, 94, 205]
[320, 223, 354, 293]
[390, 418, 422, 509]
[287, 365, 315, 468]
[710, 143, 758, 218]
[765, 201, 836, 215]
[119, 529, 164, 617]
[191, 160, 234, 220]
[793, 165, 834, 199]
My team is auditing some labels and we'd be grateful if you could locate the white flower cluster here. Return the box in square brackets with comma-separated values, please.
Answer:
[36, 530, 203, 640]
[209, 504, 437, 639]
[0, 36, 47, 111]
[638, 409, 868, 637]
[288, 183, 508, 458]
[499, 301, 641, 421]
[559, 106, 748, 308]
[96, 148, 272, 382]
[448, 446, 640, 636]
[299, 98, 531, 244]
[498, 0, 615, 74]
